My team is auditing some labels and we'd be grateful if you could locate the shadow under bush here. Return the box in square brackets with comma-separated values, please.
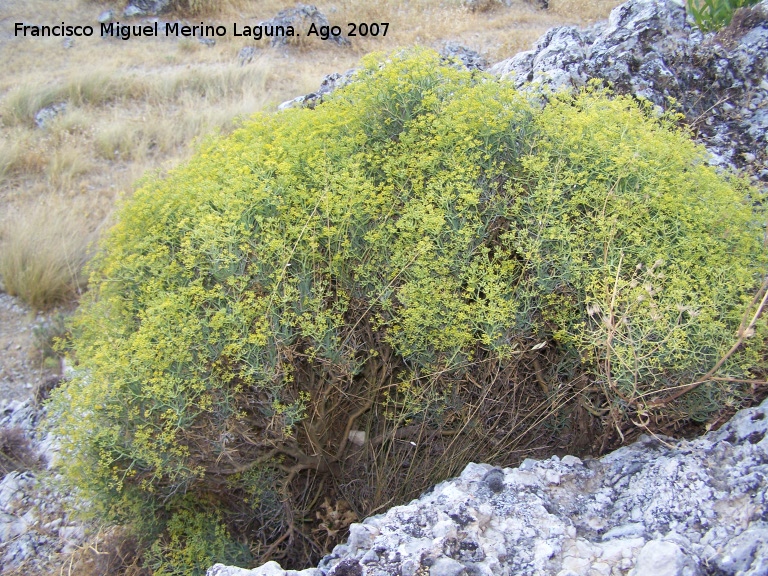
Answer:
[48, 48, 768, 572]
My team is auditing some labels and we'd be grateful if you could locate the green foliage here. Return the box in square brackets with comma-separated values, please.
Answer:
[144, 498, 251, 576]
[33, 312, 70, 365]
[686, 0, 761, 31]
[49, 48, 768, 571]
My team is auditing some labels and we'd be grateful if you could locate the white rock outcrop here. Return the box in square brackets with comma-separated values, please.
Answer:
[489, 0, 768, 179]
[0, 399, 88, 571]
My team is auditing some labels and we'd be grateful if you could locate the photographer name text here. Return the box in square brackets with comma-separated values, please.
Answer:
[15, 21, 389, 41]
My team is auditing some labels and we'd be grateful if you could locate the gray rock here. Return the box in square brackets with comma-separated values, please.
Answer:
[278, 69, 356, 110]
[206, 561, 323, 576]
[239, 46, 258, 66]
[429, 557, 466, 576]
[123, 0, 171, 17]
[259, 4, 349, 48]
[489, 0, 768, 181]
[629, 540, 694, 576]
[714, 525, 768, 575]
[33, 103, 66, 129]
[481, 468, 505, 493]
[441, 42, 488, 71]
[58, 524, 84, 541]
[98, 10, 115, 23]
[0, 398, 87, 572]
[461, 0, 499, 12]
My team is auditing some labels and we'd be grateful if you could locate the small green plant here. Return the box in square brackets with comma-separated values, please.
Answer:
[49, 49, 768, 571]
[686, 0, 761, 31]
[33, 312, 70, 365]
[144, 499, 251, 576]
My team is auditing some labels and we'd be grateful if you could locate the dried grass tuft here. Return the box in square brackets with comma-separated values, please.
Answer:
[0, 426, 40, 476]
[0, 199, 96, 310]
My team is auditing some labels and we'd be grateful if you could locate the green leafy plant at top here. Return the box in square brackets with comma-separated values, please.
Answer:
[48, 48, 768, 571]
[686, 0, 761, 31]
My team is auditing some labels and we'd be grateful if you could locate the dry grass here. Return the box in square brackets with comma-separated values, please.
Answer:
[0, 129, 47, 179]
[60, 526, 149, 576]
[0, 198, 97, 310]
[0, 0, 624, 227]
[549, 0, 627, 21]
[0, 426, 40, 477]
[47, 145, 94, 190]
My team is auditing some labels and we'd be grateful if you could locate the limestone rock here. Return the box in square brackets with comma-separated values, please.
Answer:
[98, 10, 115, 23]
[278, 69, 357, 110]
[123, 0, 171, 17]
[489, 0, 768, 180]
[628, 540, 695, 576]
[260, 4, 349, 48]
[461, 0, 500, 12]
[208, 560, 322, 576]
[0, 399, 87, 572]
[441, 42, 488, 71]
[34, 103, 66, 129]
[239, 46, 258, 66]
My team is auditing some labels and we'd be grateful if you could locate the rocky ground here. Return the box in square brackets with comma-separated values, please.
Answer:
[0, 294, 90, 574]
[0, 293, 58, 405]
[210, 396, 768, 576]
[0, 432, 86, 574]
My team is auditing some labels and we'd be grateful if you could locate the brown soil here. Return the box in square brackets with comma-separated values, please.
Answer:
[0, 293, 59, 407]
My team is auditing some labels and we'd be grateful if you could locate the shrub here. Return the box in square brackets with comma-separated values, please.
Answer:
[49, 49, 768, 570]
[64, 526, 149, 576]
[686, 0, 762, 31]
